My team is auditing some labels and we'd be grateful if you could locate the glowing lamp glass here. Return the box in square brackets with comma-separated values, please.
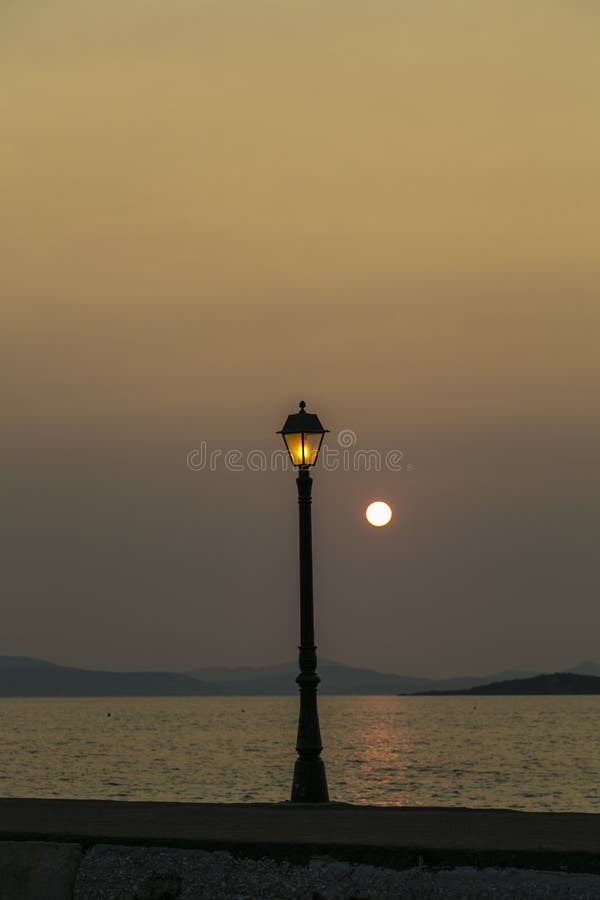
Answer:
[282, 431, 325, 467]
[278, 402, 328, 468]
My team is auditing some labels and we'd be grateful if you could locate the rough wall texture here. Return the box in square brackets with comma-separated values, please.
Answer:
[0, 841, 82, 900]
[3, 842, 600, 899]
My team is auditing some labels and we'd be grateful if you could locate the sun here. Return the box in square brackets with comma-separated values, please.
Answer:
[365, 501, 392, 527]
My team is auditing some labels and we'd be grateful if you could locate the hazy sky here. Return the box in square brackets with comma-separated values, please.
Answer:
[2, 1, 599, 677]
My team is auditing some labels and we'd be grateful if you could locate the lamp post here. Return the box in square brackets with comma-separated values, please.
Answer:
[277, 400, 330, 803]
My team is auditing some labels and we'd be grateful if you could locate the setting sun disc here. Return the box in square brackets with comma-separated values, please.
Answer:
[366, 501, 392, 527]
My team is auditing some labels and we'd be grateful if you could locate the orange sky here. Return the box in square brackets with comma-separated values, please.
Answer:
[1, 1, 599, 675]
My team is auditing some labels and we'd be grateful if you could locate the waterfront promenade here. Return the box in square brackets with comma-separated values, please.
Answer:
[2, 798, 600, 868]
[2, 799, 600, 898]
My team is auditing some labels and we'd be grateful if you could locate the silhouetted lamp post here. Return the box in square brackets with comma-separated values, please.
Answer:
[277, 400, 330, 802]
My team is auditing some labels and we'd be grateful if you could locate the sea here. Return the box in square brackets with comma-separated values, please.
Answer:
[1, 695, 599, 811]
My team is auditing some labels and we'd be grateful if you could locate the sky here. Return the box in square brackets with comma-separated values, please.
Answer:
[1, 0, 599, 678]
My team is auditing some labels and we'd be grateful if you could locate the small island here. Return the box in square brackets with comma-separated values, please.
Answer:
[415, 672, 600, 696]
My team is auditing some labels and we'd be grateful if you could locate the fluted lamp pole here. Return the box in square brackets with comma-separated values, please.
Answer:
[277, 400, 330, 802]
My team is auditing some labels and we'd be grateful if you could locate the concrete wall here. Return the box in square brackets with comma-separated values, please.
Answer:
[0, 842, 81, 900]
[3, 841, 600, 899]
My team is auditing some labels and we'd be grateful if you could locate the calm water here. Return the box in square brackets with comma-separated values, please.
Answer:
[1, 696, 599, 811]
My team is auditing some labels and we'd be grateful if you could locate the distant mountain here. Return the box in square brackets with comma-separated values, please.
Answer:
[187, 659, 539, 695]
[417, 672, 600, 696]
[0, 656, 57, 669]
[188, 661, 299, 684]
[215, 663, 427, 695]
[566, 660, 600, 677]
[189, 659, 433, 695]
[0, 661, 216, 697]
[3, 656, 599, 697]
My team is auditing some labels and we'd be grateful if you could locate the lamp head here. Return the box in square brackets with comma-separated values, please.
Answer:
[277, 401, 328, 468]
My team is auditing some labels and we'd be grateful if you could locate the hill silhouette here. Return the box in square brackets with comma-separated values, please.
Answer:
[188, 659, 540, 694]
[2, 656, 599, 696]
[0, 660, 215, 697]
[417, 672, 600, 696]
[0, 656, 58, 669]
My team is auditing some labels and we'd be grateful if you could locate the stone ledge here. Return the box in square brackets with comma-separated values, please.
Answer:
[2, 799, 600, 893]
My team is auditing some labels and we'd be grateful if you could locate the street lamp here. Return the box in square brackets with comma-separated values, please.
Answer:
[277, 400, 330, 802]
